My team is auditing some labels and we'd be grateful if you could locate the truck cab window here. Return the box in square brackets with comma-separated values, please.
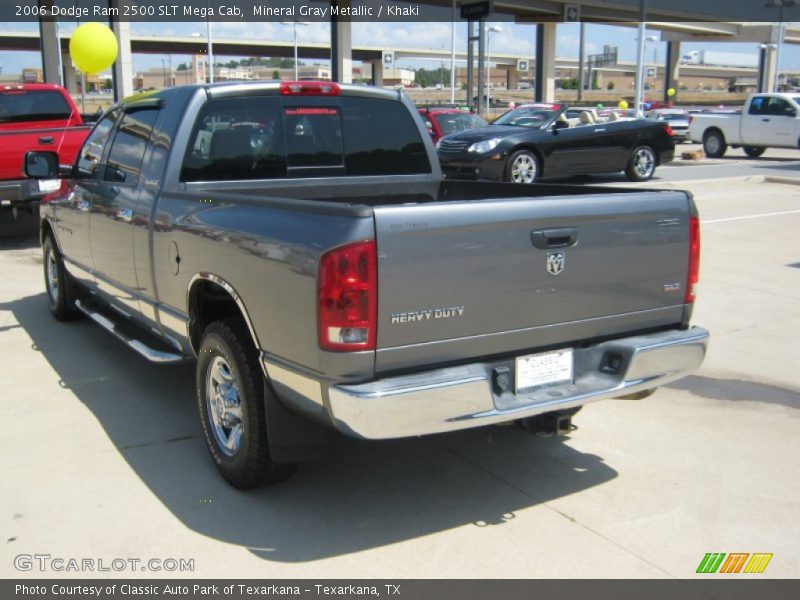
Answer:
[340, 98, 430, 176]
[74, 110, 119, 180]
[182, 97, 287, 181]
[103, 108, 160, 184]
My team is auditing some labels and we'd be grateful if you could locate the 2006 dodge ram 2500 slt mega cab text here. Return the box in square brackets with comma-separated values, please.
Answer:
[25, 81, 708, 489]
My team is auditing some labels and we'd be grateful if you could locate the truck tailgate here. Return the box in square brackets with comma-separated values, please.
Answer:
[373, 191, 692, 372]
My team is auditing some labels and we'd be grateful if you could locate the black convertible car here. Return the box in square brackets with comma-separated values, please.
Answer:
[437, 103, 675, 183]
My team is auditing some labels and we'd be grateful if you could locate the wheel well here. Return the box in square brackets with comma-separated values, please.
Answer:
[187, 279, 252, 353]
[40, 219, 54, 247]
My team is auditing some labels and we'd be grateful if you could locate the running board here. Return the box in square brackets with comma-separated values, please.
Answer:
[74, 299, 189, 364]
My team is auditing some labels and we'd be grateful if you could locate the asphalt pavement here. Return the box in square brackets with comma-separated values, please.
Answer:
[1, 170, 798, 579]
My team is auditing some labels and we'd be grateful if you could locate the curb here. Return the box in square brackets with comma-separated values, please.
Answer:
[763, 176, 800, 187]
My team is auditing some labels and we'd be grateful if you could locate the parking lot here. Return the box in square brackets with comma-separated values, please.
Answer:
[1, 171, 799, 579]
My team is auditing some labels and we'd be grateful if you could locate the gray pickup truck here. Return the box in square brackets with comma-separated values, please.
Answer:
[25, 81, 708, 489]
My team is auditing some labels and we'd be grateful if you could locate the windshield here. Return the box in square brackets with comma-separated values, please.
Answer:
[0, 90, 72, 123]
[494, 106, 557, 128]
[436, 113, 486, 136]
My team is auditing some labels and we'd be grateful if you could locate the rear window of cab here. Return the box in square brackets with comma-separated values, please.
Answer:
[181, 96, 431, 181]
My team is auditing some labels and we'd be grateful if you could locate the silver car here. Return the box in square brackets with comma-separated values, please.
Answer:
[647, 109, 691, 142]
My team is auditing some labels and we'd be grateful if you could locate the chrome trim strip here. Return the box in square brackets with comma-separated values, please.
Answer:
[262, 356, 325, 411]
[186, 273, 262, 367]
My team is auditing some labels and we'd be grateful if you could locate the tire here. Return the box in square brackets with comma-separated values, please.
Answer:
[743, 146, 766, 158]
[625, 145, 657, 181]
[42, 234, 81, 321]
[703, 130, 727, 158]
[197, 318, 296, 489]
[505, 149, 539, 184]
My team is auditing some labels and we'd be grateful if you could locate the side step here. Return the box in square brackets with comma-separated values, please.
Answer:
[74, 299, 189, 364]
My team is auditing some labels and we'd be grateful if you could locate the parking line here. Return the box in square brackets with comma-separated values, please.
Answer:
[703, 209, 800, 224]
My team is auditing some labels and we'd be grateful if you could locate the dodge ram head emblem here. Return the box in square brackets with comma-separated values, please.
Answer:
[546, 251, 565, 275]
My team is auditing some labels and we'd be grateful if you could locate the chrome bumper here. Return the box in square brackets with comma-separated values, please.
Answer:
[326, 327, 709, 439]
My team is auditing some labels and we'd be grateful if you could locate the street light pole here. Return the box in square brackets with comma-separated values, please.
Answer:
[206, 19, 214, 83]
[282, 21, 310, 80]
[634, 0, 647, 117]
[486, 26, 502, 111]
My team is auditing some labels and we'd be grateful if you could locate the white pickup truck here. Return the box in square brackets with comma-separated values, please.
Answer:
[689, 93, 800, 158]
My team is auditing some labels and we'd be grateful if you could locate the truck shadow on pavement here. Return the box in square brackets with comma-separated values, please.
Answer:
[3, 292, 619, 563]
[668, 375, 800, 409]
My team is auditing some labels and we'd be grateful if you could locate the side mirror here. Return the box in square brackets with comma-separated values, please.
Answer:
[24, 151, 59, 179]
[552, 120, 567, 132]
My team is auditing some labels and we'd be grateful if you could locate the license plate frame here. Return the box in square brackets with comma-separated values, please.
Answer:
[515, 348, 574, 393]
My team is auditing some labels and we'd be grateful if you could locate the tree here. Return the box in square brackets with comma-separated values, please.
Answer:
[414, 67, 451, 88]
[272, 70, 280, 80]
[176, 63, 188, 71]
[607, 81, 615, 90]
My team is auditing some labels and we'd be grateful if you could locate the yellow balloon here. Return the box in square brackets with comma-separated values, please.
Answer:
[69, 23, 118, 75]
[618, 100, 629, 110]
[667, 87, 676, 97]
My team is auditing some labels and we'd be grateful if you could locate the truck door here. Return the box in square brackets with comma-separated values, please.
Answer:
[56, 109, 119, 287]
[89, 106, 160, 316]
[744, 96, 797, 147]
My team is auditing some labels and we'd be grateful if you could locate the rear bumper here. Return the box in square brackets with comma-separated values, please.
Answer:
[0, 178, 45, 203]
[325, 326, 708, 439]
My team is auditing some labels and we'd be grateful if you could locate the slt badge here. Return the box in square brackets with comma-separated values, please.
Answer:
[546, 251, 565, 275]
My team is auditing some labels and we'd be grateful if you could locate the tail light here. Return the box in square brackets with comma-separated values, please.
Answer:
[318, 240, 377, 351]
[685, 215, 700, 303]
[280, 81, 341, 96]
[664, 124, 674, 137]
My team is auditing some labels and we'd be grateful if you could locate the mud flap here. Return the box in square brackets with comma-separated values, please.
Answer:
[263, 379, 328, 463]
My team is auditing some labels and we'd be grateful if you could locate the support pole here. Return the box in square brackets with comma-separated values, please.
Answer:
[450, 0, 456, 105]
[534, 24, 544, 102]
[577, 22, 585, 101]
[663, 40, 680, 103]
[466, 20, 475, 111]
[39, 16, 63, 86]
[477, 19, 485, 116]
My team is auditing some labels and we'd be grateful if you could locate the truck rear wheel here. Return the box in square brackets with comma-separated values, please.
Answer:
[703, 130, 727, 158]
[743, 146, 765, 158]
[197, 318, 296, 489]
[43, 234, 81, 321]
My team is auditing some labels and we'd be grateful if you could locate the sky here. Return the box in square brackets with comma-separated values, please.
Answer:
[0, 20, 798, 76]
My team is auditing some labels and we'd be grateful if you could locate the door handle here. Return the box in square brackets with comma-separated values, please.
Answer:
[531, 227, 579, 249]
[594, 128, 606, 132]
[116, 208, 133, 223]
[38, 136, 54, 144]
[762, 118, 771, 122]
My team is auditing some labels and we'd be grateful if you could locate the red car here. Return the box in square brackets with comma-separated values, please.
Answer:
[0, 84, 91, 234]
[419, 107, 487, 144]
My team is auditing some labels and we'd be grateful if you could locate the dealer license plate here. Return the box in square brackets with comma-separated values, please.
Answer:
[515, 348, 574, 393]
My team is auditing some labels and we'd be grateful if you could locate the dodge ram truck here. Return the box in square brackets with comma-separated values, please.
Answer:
[25, 81, 709, 489]
[689, 93, 800, 158]
[0, 84, 91, 234]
